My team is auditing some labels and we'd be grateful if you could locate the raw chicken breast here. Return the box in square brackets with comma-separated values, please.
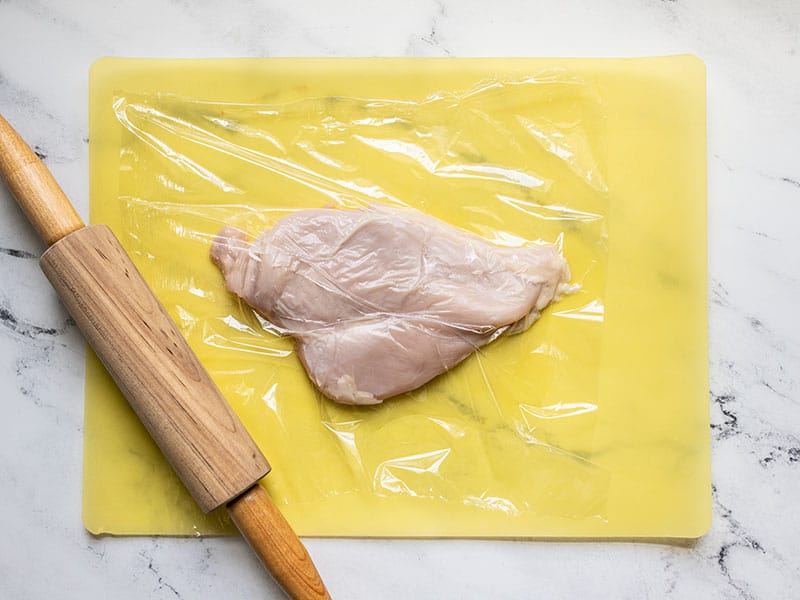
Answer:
[211, 205, 573, 404]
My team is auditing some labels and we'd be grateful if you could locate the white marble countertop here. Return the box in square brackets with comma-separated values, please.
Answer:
[1, 1, 799, 598]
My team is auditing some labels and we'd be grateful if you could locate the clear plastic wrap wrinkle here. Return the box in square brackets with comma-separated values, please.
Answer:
[109, 72, 610, 525]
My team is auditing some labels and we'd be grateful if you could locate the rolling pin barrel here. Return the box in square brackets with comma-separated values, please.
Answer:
[1, 112, 268, 511]
[40, 224, 270, 512]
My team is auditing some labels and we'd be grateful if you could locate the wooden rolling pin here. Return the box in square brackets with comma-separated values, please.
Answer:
[0, 113, 330, 600]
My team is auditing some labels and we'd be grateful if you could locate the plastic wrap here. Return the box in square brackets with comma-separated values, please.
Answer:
[85, 57, 709, 538]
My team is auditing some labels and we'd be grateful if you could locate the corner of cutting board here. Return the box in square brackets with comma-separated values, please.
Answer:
[678, 53, 707, 78]
[88, 56, 117, 82]
[683, 512, 712, 541]
[82, 510, 107, 536]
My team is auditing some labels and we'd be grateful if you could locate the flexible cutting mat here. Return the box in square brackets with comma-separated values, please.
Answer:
[85, 56, 708, 537]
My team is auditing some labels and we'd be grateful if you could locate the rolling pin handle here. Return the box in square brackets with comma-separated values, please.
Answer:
[228, 485, 331, 600]
[0, 113, 85, 246]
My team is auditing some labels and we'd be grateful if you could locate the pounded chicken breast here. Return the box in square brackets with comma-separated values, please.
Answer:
[211, 205, 573, 404]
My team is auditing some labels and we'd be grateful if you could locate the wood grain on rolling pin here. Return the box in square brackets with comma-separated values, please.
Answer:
[40, 224, 270, 512]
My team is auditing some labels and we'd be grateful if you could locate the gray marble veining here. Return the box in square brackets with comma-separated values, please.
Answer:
[1, 0, 799, 598]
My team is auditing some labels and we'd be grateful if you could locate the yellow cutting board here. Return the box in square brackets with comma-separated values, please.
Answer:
[85, 56, 708, 538]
